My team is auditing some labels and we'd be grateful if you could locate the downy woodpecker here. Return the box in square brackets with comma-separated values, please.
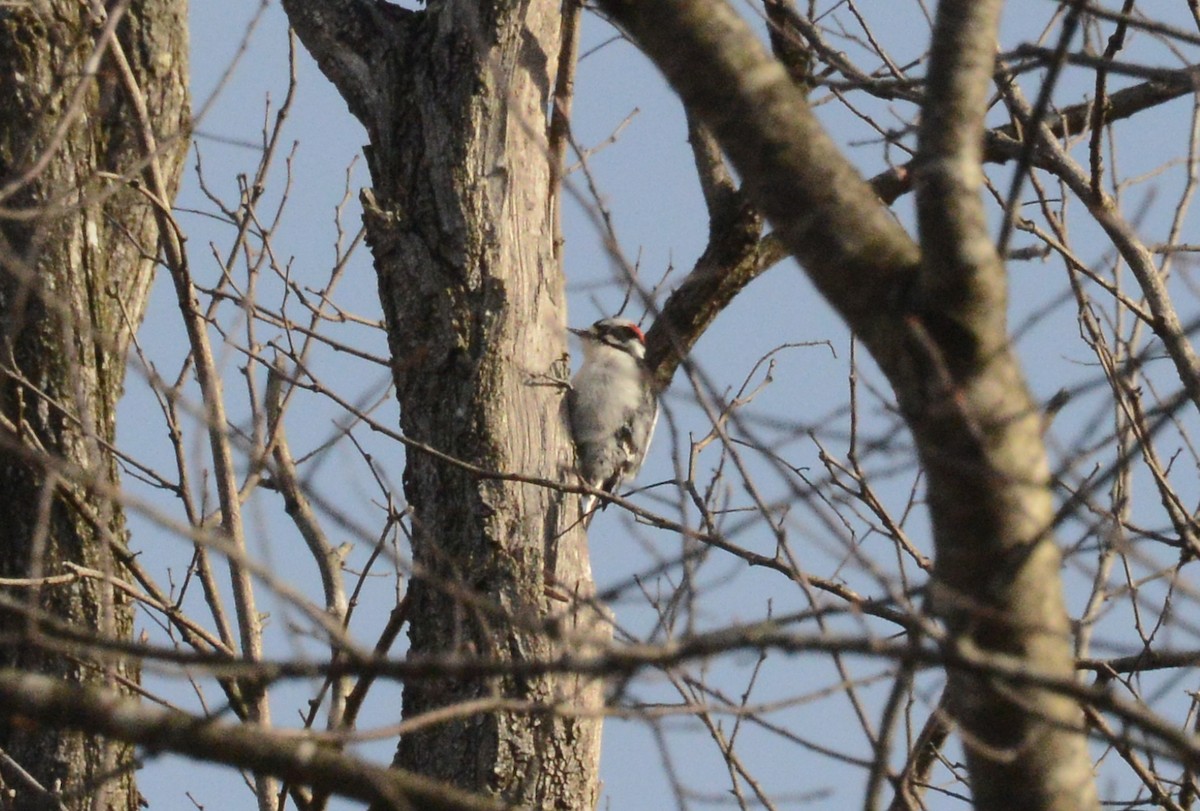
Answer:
[568, 317, 659, 519]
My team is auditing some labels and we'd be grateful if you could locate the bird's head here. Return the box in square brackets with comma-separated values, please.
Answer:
[569, 317, 648, 361]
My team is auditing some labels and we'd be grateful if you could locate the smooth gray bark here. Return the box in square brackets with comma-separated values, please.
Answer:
[597, 1, 1099, 809]
[914, 3, 1098, 809]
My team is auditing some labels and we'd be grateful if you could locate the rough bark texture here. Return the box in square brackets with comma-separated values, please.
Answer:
[598, 1, 1099, 809]
[0, 2, 189, 808]
[283, 0, 606, 806]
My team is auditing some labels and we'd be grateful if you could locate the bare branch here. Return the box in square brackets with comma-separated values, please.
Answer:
[0, 668, 510, 811]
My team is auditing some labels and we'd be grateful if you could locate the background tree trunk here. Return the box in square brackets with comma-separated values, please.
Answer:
[0, 2, 189, 807]
[283, 0, 607, 806]
[597, 1, 1099, 809]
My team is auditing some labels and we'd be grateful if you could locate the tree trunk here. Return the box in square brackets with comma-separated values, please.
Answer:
[911, 3, 1097, 808]
[0, 2, 189, 808]
[283, 1, 606, 806]
[596, 1, 1099, 809]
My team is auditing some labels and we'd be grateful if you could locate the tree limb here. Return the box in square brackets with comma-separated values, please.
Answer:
[280, 0, 412, 139]
[600, 0, 919, 359]
[0, 669, 510, 811]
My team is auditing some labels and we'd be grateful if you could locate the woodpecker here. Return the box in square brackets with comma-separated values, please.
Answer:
[568, 317, 659, 520]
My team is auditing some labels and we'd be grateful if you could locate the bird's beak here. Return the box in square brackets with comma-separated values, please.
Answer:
[568, 327, 589, 338]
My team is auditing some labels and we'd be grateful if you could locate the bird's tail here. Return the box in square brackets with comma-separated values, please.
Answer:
[580, 494, 599, 528]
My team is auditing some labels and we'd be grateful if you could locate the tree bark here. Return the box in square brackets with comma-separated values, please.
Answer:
[597, 1, 1099, 809]
[283, 0, 606, 806]
[914, 3, 1098, 809]
[0, 2, 189, 808]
